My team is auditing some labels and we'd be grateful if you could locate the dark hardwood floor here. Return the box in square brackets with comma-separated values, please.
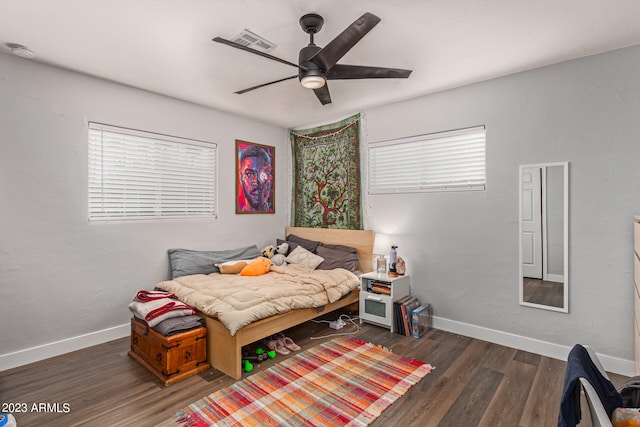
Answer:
[1, 311, 628, 426]
[523, 278, 564, 308]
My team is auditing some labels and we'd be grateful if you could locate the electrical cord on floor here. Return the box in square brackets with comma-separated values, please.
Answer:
[309, 314, 361, 340]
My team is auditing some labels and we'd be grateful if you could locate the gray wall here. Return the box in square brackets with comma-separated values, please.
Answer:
[0, 53, 288, 359]
[364, 44, 640, 363]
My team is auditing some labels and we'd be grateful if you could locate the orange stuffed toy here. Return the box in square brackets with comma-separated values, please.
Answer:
[240, 257, 271, 276]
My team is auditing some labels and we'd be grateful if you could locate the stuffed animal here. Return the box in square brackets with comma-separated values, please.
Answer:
[240, 257, 271, 276]
[261, 245, 277, 259]
[269, 242, 289, 266]
[276, 242, 289, 256]
[260, 242, 289, 266]
[271, 253, 286, 266]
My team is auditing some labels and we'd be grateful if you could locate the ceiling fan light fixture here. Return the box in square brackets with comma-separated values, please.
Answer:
[216, 12, 411, 104]
[300, 74, 326, 89]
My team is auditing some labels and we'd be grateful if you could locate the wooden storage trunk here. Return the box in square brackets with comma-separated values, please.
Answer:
[128, 317, 210, 386]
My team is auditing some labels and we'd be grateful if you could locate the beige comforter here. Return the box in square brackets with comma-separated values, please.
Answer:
[155, 264, 359, 335]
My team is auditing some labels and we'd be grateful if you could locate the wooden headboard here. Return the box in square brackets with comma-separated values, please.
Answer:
[285, 227, 375, 273]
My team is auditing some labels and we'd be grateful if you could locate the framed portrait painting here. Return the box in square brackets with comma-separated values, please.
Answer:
[236, 140, 275, 214]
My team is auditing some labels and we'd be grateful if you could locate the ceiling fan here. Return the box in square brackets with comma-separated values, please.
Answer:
[213, 12, 412, 105]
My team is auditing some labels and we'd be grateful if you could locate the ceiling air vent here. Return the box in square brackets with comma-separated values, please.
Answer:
[230, 29, 277, 53]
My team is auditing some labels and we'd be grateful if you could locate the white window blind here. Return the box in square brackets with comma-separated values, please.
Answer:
[368, 126, 486, 194]
[88, 122, 217, 222]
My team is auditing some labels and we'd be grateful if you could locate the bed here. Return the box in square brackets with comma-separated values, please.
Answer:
[157, 227, 374, 379]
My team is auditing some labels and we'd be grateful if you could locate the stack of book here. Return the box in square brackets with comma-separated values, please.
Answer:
[393, 295, 420, 336]
[393, 296, 432, 338]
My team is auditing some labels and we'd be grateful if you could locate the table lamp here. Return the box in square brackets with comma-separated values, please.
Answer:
[373, 233, 391, 274]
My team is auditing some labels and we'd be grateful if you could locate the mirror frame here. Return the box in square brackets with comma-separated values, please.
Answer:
[518, 162, 569, 313]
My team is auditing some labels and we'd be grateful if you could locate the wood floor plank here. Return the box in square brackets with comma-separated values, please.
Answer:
[481, 343, 517, 374]
[438, 366, 504, 427]
[514, 349, 542, 367]
[518, 354, 566, 426]
[477, 358, 537, 427]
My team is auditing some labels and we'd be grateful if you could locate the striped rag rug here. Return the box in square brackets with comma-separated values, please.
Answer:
[175, 336, 432, 426]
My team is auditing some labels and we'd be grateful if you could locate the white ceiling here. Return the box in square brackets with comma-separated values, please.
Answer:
[2, 0, 640, 128]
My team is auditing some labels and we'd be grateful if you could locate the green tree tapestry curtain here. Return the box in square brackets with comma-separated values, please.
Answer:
[290, 114, 362, 229]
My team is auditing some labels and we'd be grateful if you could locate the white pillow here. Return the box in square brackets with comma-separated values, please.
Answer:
[285, 246, 324, 270]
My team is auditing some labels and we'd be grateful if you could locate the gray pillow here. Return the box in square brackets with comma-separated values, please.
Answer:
[320, 243, 358, 254]
[286, 234, 321, 253]
[168, 245, 261, 279]
[315, 245, 359, 272]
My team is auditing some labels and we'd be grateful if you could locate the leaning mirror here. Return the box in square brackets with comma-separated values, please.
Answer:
[519, 162, 569, 313]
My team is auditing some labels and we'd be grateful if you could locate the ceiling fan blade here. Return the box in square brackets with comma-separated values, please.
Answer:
[234, 75, 298, 94]
[213, 37, 307, 71]
[313, 12, 381, 71]
[327, 64, 412, 80]
[313, 84, 332, 105]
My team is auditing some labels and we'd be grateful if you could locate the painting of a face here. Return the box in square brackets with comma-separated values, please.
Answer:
[236, 141, 275, 213]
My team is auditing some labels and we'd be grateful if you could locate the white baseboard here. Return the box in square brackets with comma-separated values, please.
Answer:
[433, 316, 635, 377]
[0, 323, 130, 372]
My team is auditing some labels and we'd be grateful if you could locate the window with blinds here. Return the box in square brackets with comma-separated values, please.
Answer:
[368, 126, 486, 194]
[88, 122, 217, 222]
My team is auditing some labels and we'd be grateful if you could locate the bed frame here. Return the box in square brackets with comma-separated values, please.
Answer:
[200, 227, 374, 379]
